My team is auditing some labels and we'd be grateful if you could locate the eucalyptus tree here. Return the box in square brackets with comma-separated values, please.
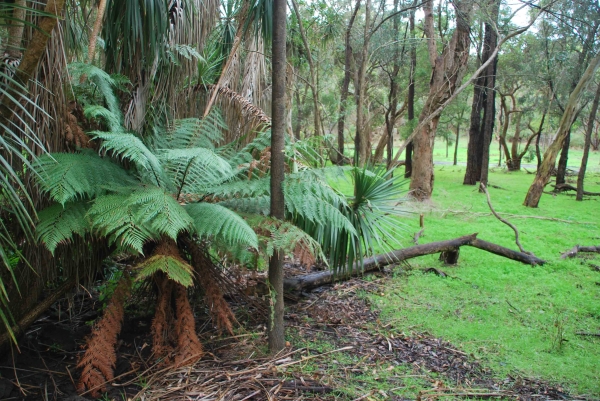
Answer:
[408, 0, 474, 200]
[463, 0, 499, 186]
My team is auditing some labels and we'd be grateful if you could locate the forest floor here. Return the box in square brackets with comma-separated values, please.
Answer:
[1, 153, 599, 400]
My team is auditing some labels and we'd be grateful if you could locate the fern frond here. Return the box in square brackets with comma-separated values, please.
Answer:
[248, 216, 325, 265]
[89, 131, 166, 186]
[218, 195, 271, 215]
[69, 62, 125, 122]
[135, 255, 194, 287]
[185, 203, 258, 249]
[128, 187, 194, 240]
[148, 111, 225, 151]
[87, 193, 152, 253]
[207, 176, 270, 199]
[222, 130, 272, 168]
[159, 148, 233, 194]
[84, 105, 121, 132]
[36, 202, 91, 254]
[36, 151, 136, 205]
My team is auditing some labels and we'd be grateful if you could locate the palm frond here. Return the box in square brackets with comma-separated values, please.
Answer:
[36, 151, 136, 205]
[36, 202, 91, 255]
[185, 203, 258, 249]
[135, 255, 194, 287]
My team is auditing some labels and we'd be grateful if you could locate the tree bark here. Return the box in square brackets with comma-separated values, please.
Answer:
[0, 0, 67, 123]
[4, 0, 27, 58]
[404, 6, 416, 177]
[524, 54, 600, 208]
[354, 0, 371, 166]
[268, 0, 286, 353]
[576, 83, 600, 201]
[409, 0, 473, 200]
[337, 0, 362, 164]
[283, 234, 545, 292]
[87, 0, 107, 64]
[290, 0, 322, 139]
[463, 0, 499, 186]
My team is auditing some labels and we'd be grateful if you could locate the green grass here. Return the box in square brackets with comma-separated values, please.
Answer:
[370, 165, 600, 396]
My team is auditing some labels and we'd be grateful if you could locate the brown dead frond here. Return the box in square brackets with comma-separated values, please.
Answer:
[77, 273, 132, 397]
[151, 273, 174, 364]
[173, 284, 204, 367]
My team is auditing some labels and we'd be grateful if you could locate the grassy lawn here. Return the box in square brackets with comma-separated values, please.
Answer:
[374, 165, 600, 396]
[320, 137, 600, 397]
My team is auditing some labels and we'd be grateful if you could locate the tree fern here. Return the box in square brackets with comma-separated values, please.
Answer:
[89, 131, 166, 186]
[87, 193, 152, 253]
[148, 111, 226, 150]
[36, 203, 91, 254]
[128, 187, 194, 239]
[158, 147, 233, 195]
[83, 105, 121, 133]
[185, 203, 258, 249]
[135, 255, 194, 287]
[36, 151, 137, 205]
[69, 62, 126, 124]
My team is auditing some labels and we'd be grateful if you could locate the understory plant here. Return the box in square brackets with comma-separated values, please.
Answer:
[34, 64, 407, 397]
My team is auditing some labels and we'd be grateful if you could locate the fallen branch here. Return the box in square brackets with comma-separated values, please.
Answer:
[576, 332, 600, 337]
[441, 209, 578, 224]
[0, 277, 76, 353]
[481, 184, 531, 255]
[553, 183, 600, 196]
[560, 245, 600, 259]
[284, 234, 545, 292]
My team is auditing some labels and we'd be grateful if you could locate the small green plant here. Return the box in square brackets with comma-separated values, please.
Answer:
[551, 310, 568, 352]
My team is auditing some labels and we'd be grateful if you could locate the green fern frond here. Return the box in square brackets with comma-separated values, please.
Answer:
[36, 202, 91, 254]
[207, 176, 270, 199]
[248, 216, 325, 264]
[135, 255, 194, 287]
[87, 193, 153, 253]
[223, 130, 272, 168]
[218, 196, 271, 215]
[185, 203, 258, 249]
[128, 187, 194, 240]
[89, 131, 166, 186]
[148, 111, 225, 151]
[84, 105, 121, 132]
[36, 151, 136, 205]
[159, 147, 233, 194]
[69, 62, 125, 122]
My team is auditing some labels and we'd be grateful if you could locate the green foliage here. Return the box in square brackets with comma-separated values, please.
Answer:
[36, 151, 137, 205]
[135, 255, 194, 287]
[36, 203, 91, 254]
[185, 203, 258, 249]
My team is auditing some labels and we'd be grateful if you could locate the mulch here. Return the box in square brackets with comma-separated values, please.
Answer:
[0, 268, 591, 401]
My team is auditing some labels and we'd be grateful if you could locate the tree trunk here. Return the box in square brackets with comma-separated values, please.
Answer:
[290, 0, 322, 139]
[268, 0, 286, 353]
[555, 131, 570, 185]
[463, 0, 499, 186]
[87, 0, 107, 64]
[409, 0, 473, 200]
[0, 0, 67, 123]
[4, 0, 26, 58]
[576, 83, 600, 201]
[283, 234, 545, 292]
[354, 0, 371, 166]
[453, 123, 460, 165]
[524, 54, 600, 208]
[337, 0, 362, 165]
[404, 5, 416, 177]
[507, 112, 523, 171]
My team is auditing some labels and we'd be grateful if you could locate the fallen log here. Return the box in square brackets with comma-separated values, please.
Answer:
[553, 183, 600, 196]
[560, 245, 600, 259]
[284, 234, 545, 292]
